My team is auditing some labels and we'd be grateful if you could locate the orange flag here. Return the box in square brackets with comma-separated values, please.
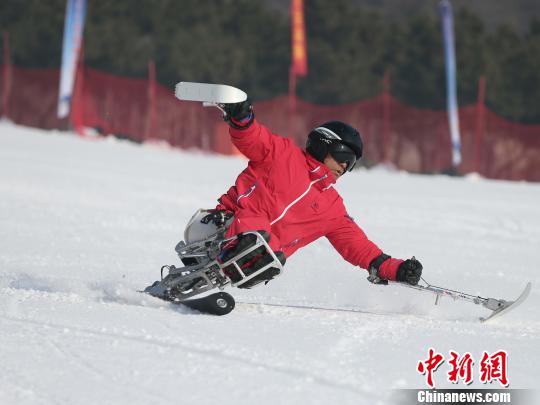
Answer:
[291, 0, 308, 76]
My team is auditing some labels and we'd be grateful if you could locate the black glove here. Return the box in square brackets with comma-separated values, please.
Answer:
[200, 209, 233, 228]
[222, 99, 254, 129]
[396, 257, 423, 285]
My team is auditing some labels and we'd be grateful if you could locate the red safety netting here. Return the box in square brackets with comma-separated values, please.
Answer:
[1, 63, 539, 182]
[256, 95, 455, 173]
[1, 65, 64, 129]
[0, 64, 3, 117]
[77, 66, 223, 152]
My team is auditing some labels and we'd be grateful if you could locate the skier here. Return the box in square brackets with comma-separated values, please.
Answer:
[198, 97, 423, 289]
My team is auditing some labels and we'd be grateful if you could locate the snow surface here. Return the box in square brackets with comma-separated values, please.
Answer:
[1, 122, 539, 405]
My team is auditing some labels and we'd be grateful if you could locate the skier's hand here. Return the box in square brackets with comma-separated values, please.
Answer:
[396, 257, 423, 285]
[222, 99, 254, 129]
[201, 209, 233, 228]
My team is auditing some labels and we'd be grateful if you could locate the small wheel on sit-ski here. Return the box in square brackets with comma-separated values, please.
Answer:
[206, 292, 235, 315]
[181, 292, 236, 316]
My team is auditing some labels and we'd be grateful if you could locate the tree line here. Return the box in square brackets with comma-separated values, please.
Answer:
[1, 0, 539, 123]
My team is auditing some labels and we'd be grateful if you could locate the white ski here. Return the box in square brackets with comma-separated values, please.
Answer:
[393, 279, 532, 323]
[175, 82, 247, 104]
[480, 282, 532, 323]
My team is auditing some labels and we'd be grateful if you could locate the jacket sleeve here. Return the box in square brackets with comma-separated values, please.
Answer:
[325, 215, 383, 270]
[325, 215, 403, 280]
[229, 119, 290, 163]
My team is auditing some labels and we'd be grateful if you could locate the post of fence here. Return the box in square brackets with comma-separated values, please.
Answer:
[474, 75, 486, 174]
[382, 70, 391, 164]
[2, 31, 12, 119]
[146, 60, 156, 140]
[287, 67, 298, 138]
[70, 43, 86, 136]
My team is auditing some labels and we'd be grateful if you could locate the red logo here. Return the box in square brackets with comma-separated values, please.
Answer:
[479, 350, 509, 387]
[417, 348, 445, 388]
[447, 351, 474, 385]
[417, 349, 509, 388]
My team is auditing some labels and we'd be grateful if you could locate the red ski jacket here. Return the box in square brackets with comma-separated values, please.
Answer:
[215, 119, 402, 280]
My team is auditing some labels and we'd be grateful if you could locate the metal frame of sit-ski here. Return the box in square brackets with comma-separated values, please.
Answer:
[158, 230, 284, 301]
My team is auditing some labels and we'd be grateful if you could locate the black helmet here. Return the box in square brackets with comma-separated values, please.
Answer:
[306, 121, 363, 172]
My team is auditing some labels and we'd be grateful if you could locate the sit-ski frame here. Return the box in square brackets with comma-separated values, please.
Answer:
[152, 231, 284, 301]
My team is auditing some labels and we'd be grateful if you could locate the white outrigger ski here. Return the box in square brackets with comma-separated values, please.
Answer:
[175, 82, 247, 104]
[175, 81, 249, 119]
[391, 278, 532, 323]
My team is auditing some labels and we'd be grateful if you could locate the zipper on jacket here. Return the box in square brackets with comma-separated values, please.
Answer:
[270, 175, 328, 226]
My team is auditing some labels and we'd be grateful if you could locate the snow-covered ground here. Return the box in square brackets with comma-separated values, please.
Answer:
[1, 122, 539, 405]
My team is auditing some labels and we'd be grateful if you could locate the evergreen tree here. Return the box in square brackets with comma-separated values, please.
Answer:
[485, 19, 540, 123]
[302, 0, 386, 103]
[454, 6, 487, 106]
[485, 24, 526, 121]
[0, 0, 64, 67]
[1, 0, 539, 122]
[86, 0, 289, 99]
[521, 18, 540, 123]
[392, 14, 445, 109]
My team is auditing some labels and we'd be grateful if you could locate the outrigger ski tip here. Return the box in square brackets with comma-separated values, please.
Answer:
[392, 279, 532, 323]
[480, 282, 531, 323]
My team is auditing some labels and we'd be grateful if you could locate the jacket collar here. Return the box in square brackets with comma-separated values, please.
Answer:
[304, 151, 337, 189]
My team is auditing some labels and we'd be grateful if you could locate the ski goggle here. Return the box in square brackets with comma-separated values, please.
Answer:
[328, 142, 357, 172]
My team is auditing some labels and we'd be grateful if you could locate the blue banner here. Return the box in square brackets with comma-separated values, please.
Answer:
[439, 0, 462, 167]
[57, 0, 87, 119]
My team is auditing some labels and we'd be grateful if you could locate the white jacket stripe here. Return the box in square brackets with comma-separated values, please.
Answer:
[270, 175, 327, 226]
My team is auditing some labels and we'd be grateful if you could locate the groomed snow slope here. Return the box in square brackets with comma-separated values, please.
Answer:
[1, 123, 539, 405]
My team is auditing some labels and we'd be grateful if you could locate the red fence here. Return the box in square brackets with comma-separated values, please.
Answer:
[1, 64, 539, 182]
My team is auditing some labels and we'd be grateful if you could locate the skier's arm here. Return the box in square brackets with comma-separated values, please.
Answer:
[230, 120, 292, 163]
[325, 215, 403, 281]
[222, 100, 289, 163]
